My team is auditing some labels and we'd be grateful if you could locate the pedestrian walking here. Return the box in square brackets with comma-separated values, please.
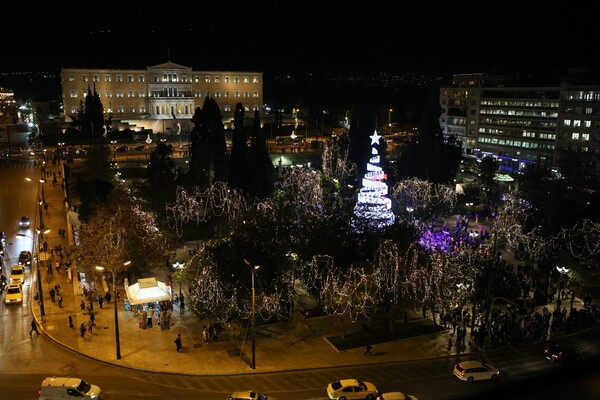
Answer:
[174, 334, 183, 352]
[364, 342, 373, 356]
[57, 294, 63, 308]
[98, 296, 104, 309]
[447, 337, 453, 353]
[89, 312, 96, 327]
[29, 319, 39, 336]
[68, 315, 74, 328]
[80, 323, 86, 338]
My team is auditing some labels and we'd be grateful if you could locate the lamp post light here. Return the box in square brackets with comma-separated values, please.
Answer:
[243, 259, 260, 369]
[95, 261, 131, 360]
[388, 108, 393, 128]
[17, 230, 49, 318]
[406, 206, 414, 222]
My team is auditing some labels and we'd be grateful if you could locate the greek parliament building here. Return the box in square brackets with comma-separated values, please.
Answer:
[439, 71, 600, 176]
[60, 61, 264, 134]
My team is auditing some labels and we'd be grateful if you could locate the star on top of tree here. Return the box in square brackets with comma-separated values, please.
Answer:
[370, 130, 381, 145]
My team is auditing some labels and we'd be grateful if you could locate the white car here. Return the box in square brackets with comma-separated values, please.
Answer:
[453, 360, 500, 383]
[377, 392, 418, 400]
[225, 391, 268, 400]
[327, 379, 379, 400]
[4, 283, 23, 304]
[10, 265, 25, 284]
[39, 376, 102, 399]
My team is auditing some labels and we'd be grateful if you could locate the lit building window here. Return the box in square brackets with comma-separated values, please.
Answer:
[70, 90, 77, 98]
[224, 105, 231, 112]
[563, 119, 571, 126]
[243, 90, 249, 97]
[253, 76, 259, 83]
[139, 75, 145, 82]
[82, 74, 88, 82]
[116, 74, 123, 82]
[128, 75, 133, 82]
[243, 76, 249, 83]
[117, 90, 123, 98]
[234, 76, 240, 83]
[93, 74, 99, 82]
[195, 90, 201, 97]
[106, 90, 112, 98]
[582, 133, 590, 141]
[225, 76, 230, 83]
[139, 90, 145, 97]
[129, 106, 135, 112]
[69, 74, 75, 82]
[118, 106, 124, 113]
[71, 106, 77, 113]
[214, 76, 220, 83]
[140, 105, 146, 113]
[224, 90, 230, 97]
[234, 90, 240, 97]
[105, 74, 111, 82]
[572, 132, 580, 140]
[205, 76, 211, 83]
[253, 90, 259, 97]
[128, 90, 134, 97]
[215, 90, 220, 97]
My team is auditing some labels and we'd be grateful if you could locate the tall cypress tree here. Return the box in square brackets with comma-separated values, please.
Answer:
[247, 109, 275, 198]
[229, 102, 247, 190]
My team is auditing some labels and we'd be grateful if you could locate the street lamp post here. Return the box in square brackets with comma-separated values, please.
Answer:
[388, 108, 393, 129]
[244, 259, 259, 369]
[95, 261, 130, 360]
[406, 206, 414, 222]
[17, 230, 49, 318]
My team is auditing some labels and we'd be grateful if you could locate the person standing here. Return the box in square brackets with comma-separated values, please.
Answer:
[364, 342, 373, 356]
[174, 334, 182, 352]
[29, 319, 39, 336]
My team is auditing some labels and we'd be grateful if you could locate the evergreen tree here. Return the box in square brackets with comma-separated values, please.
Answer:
[187, 98, 226, 188]
[399, 85, 462, 184]
[247, 109, 275, 198]
[146, 141, 176, 221]
[229, 102, 247, 190]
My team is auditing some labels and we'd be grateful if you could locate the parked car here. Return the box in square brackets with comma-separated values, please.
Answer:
[225, 390, 268, 400]
[544, 343, 583, 365]
[4, 283, 23, 304]
[38, 376, 102, 400]
[327, 379, 379, 400]
[18, 215, 31, 229]
[377, 392, 418, 400]
[9, 264, 25, 284]
[19, 250, 32, 266]
[453, 360, 500, 382]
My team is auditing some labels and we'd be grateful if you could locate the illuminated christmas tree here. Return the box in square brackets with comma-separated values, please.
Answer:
[352, 130, 395, 230]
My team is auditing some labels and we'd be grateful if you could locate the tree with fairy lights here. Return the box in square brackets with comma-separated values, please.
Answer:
[352, 130, 395, 230]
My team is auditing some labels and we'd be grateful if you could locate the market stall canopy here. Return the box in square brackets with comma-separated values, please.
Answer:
[125, 277, 172, 305]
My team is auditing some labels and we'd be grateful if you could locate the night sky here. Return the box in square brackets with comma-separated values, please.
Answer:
[4, 1, 600, 76]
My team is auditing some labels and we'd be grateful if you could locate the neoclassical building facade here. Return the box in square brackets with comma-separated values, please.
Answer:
[60, 61, 263, 134]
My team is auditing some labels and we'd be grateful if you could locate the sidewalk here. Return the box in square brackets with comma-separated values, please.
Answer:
[29, 161, 595, 375]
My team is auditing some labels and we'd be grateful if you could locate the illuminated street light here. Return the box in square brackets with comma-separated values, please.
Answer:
[243, 258, 260, 369]
[95, 261, 131, 360]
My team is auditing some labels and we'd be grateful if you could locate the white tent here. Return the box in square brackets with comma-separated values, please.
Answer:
[125, 277, 172, 305]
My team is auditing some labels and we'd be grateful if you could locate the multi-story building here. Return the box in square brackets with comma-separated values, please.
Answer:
[61, 61, 264, 134]
[440, 71, 600, 176]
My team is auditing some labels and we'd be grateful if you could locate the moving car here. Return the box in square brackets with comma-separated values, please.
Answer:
[19, 250, 32, 266]
[377, 392, 418, 400]
[10, 264, 25, 284]
[226, 391, 268, 400]
[327, 379, 379, 400]
[453, 360, 499, 382]
[18, 215, 31, 229]
[544, 343, 583, 365]
[4, 283, 23, 304]
[39, 376, 102, 400]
